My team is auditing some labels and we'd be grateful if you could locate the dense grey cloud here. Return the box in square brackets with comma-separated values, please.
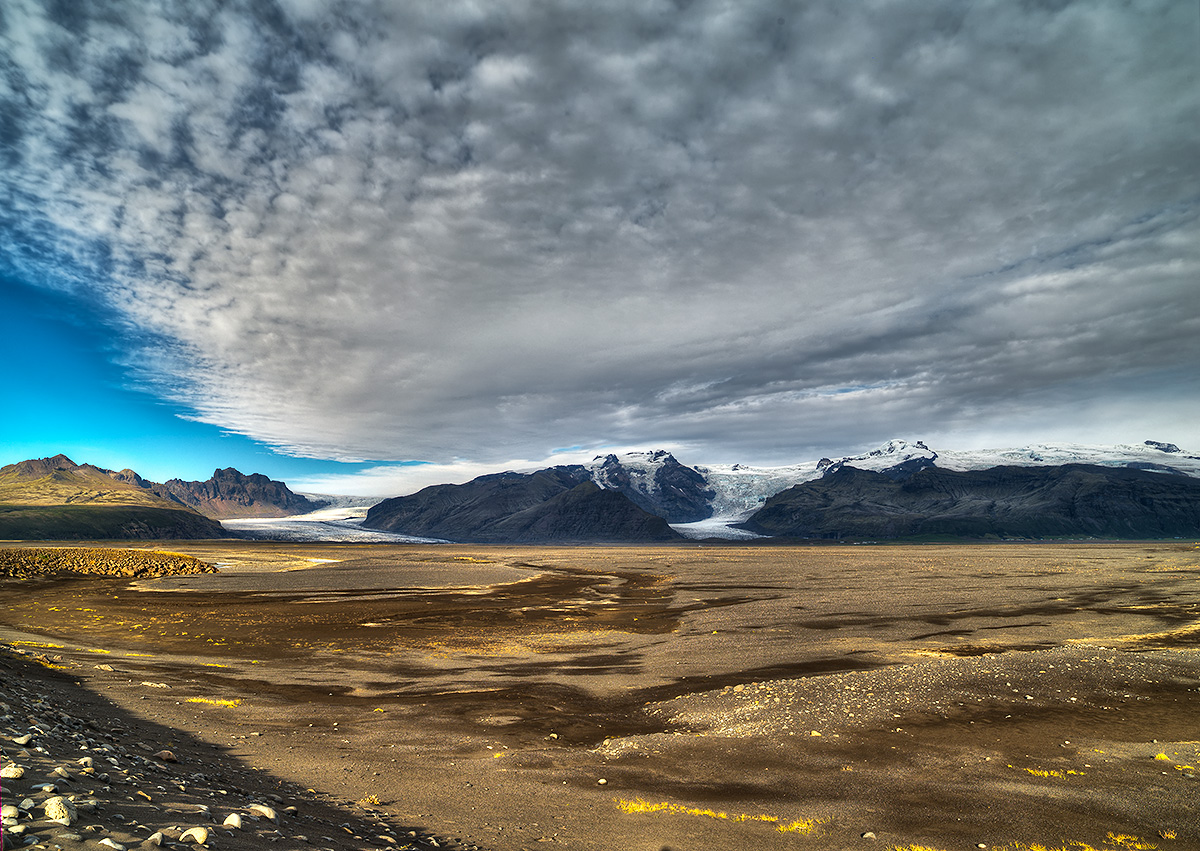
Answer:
[2, 0, 1197, 468]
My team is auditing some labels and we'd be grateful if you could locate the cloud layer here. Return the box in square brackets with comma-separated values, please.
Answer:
[3, 0, 1198, 466]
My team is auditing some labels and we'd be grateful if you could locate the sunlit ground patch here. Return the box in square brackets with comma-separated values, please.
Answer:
[616, 798, 820, 834]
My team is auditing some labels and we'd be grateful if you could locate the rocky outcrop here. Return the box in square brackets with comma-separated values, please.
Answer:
[741, 463, 1200, 540]
[157, 468, 324, 520]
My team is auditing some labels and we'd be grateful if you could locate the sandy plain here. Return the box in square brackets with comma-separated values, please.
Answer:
[2, 540, 1199, 851]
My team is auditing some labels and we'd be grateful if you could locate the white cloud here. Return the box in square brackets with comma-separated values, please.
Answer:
[2, 0, 1197, 471]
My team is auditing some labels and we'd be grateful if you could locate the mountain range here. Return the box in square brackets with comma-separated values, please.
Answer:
[4, 439, 1198, 541]
[362, 439, 1200, 542]
[0, 455, 322, 539]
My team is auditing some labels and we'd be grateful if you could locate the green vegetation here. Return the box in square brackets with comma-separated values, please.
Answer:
[0, 504, 225, 540]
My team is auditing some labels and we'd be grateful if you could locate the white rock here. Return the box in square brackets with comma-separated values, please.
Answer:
[222, 814, 242, 829]
[180, 827, 209, 844]
[99, 838, 127, 850]
[143, 832, 165, 846]
[0, 763, 24, 779]
[12, 734, 32, 746]
[247, 804, 278, 822]
[42, 796, 77, 825]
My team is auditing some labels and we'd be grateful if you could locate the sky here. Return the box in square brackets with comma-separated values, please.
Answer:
[1, 0, 1198, 497]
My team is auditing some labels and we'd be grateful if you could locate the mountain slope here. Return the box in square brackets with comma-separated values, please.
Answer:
[0, 455, 226, 539]
[363, 467, 593, 539]
[362, 468, 684, 542]
[741, 463, 1200, 540]
[482, 481, 682, 543]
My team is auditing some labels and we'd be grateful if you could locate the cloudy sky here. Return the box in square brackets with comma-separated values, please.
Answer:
[2, 0, 1197, 495]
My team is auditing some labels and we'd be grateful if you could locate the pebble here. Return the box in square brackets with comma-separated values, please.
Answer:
[1, 763, 24, 779]
[12, 734, 33, 746]
[222, 813, 242, 829]
[248, 803, 279, 822]
[153, 750, 177, 763]
[144, 831, 165, 846]
[99, 838, 127, 850]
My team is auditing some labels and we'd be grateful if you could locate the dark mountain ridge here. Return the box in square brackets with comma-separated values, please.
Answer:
[741, 463, 1200, 540]
[362, 467, 683, 542]
[156, 467, 324, 520]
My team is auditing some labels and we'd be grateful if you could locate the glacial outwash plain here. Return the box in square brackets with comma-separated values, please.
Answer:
[2, 541, 1198, 851]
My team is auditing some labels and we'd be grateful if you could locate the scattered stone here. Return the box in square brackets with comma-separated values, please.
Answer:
[144, 832, 165, 846]
[12, 734, 33, 746]
[58, 832, 84, 842]
[222, 813, 242, 829]
[1, 763, 24, 779]
[862, 831, 877, 839]
[180, 827, 209, 844]
[153, 750, 177, 763]
[99, 838, 128, 851]
[2, 804, 19, 820]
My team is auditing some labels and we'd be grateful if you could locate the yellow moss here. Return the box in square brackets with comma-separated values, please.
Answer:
[1023, 767, 1065, 778]
[615, 799, 819, 834]
[185, 697, 241, 708]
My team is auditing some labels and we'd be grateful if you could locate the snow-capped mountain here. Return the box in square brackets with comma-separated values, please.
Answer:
[584, 439, 1199, 538]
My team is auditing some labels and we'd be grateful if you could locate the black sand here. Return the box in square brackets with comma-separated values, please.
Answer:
[2, 541, 1199, 850]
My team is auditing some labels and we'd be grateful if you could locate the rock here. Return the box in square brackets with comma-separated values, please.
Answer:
[862, 832, 877, 839]
[99, 839, 127, 851]
[0, 763, 24, 779]
[51, 766, 74, 779]
[1, 805, 18, 820]
[12, 734, 33, 746]
[153, 750, 177, 763]
[222, 814, 242, 829]
[77, 757, 94, 768]
[180, 827, 209, 844]
[144, 832, 165, 846]
[58, 833, 84, 842]
[42, 796, 77, 825]
[248, 804, 278, 822]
